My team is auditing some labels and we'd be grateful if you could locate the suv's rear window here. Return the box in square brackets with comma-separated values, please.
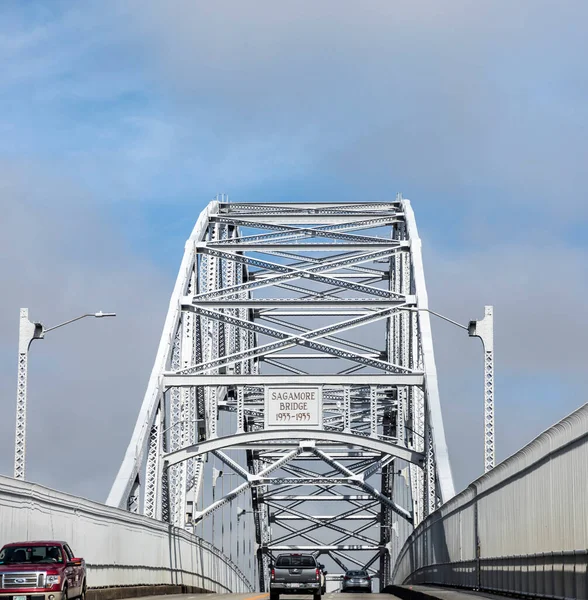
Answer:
[0, 546, 63, 565]
[276, 555, 316, 567]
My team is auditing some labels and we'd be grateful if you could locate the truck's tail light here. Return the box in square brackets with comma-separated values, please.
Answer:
[315, 568, 320, 581]
[271, 568, 275, 581]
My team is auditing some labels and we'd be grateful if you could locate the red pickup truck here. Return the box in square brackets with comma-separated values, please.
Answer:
[0, 541, 86, 600]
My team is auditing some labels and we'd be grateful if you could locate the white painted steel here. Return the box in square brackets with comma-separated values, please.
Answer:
[107, 198, 455, 591]
[0, 475, 252, 592]
[107, 202, 215, 510]
[164, 431, 425, 467]
[163, 374, 425, 386]
[468, 306, 495, 472]
[403, 201, 455, 504]
[15, 310, 114, 481]
[14, 309, 40, 480]
[392, 403, 588, 600]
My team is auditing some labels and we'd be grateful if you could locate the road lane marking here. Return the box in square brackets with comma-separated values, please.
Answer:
[244, 593, 269, 600]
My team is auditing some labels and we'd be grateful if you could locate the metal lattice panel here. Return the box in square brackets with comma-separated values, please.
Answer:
[107, 199, 455, 590]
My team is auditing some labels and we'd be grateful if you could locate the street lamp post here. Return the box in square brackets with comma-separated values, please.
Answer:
[237, 507, 250, 560]
[212, 467, 222, 549]
[15, 308, 116, 480]
[237, 507, 258, 574]
[212, 469, 241, 554]
[468, 306, 495, 472]
[407, 305, 495, 473]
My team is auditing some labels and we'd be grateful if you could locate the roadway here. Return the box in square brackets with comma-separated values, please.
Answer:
[134, 594, 400, 600]
[133, 590, 516, 600]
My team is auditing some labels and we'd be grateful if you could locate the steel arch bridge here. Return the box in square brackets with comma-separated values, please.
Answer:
[107, 199, 455, 590]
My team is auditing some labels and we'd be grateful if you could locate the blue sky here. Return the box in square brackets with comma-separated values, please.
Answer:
[0, 1, 586, 500]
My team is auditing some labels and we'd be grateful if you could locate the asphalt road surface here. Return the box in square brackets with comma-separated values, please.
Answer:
[134, 589, 517, 600]
[135, 593, 399, 600]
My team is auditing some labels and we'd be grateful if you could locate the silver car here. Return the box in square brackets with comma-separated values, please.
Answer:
[341, 569, 372, 593]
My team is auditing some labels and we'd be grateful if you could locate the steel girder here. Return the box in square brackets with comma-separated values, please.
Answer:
[107, 199, 455, 591]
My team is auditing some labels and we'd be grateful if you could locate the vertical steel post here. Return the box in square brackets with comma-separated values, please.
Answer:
[343, 385, 351, 432]
[468, 306, 495, 472]
[212, 466, 222, 547]
[14, 308, 43, 480]
[369, 386, 378, 437]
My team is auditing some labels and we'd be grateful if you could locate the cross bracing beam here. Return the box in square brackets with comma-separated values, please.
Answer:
[163, 431, 424, 467]
[259, 314, 381, 353]
[207, 242, 402, 250]
[268, 277, 388, 305]
[164, 373, 419, 386]
[256, 257, 387, 278]
[257, 477, 365, 486]
[210, 214, 403, 244]
[270, 507, 379, 546]
[176, 305, 410, 375]
[175, 303, 417, 374]
[189, 298, 415, 307]
[269, 486, 381, 517]
[193, 245, 408, 301]
[273, 515, 379, 521]
[269, 545, 381, 551]
[268, 495, 376, 501]
[107, 198, 455, 591]
[260, 452, 382, 459]
[217, 200, 401, 210]
[252, 273, 388, 279]
[268, 512, 384, 555]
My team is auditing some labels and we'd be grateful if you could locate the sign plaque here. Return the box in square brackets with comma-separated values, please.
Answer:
[265, 386, 322, 429]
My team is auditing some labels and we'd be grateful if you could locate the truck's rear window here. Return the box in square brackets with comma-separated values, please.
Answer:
[0, 546, 63, 565]
[276, 555, 315, 567]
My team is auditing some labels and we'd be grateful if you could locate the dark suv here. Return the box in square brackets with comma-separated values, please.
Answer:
[270, 553, 321, 600]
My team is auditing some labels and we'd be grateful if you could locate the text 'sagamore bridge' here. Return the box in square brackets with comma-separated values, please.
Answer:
[107, 199, 453, 589]
[5, 199, 585, 600]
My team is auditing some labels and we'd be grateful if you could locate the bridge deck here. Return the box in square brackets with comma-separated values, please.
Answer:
[133, 595, 401, 600]
[131, 595, 402, 600]
[130, 588, 516, 600]
[392, 585, 514, 600]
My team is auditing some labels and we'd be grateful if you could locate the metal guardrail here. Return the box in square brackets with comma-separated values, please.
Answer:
[86, 564, 231, 592]
[392, 403, 588, 599]
[81, 529, 254, 591]
[191, 536, 253, 588]
[86, 533, 253, 592]
[407, 551, 587, 600]
[0, 475, 254, 593]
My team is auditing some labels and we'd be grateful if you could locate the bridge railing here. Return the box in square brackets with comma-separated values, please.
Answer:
[392, 403, 588, 600]
[406, 551, 587, 599]
[0, 475, 253, 594]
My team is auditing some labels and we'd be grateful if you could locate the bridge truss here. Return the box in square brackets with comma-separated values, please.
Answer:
[108, 199, 455, 590]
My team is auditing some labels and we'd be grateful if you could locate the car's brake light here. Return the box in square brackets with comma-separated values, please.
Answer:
[344, 576, 350, 580]
[271, 568, 275, 581]
[316, 568, 320, 581]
